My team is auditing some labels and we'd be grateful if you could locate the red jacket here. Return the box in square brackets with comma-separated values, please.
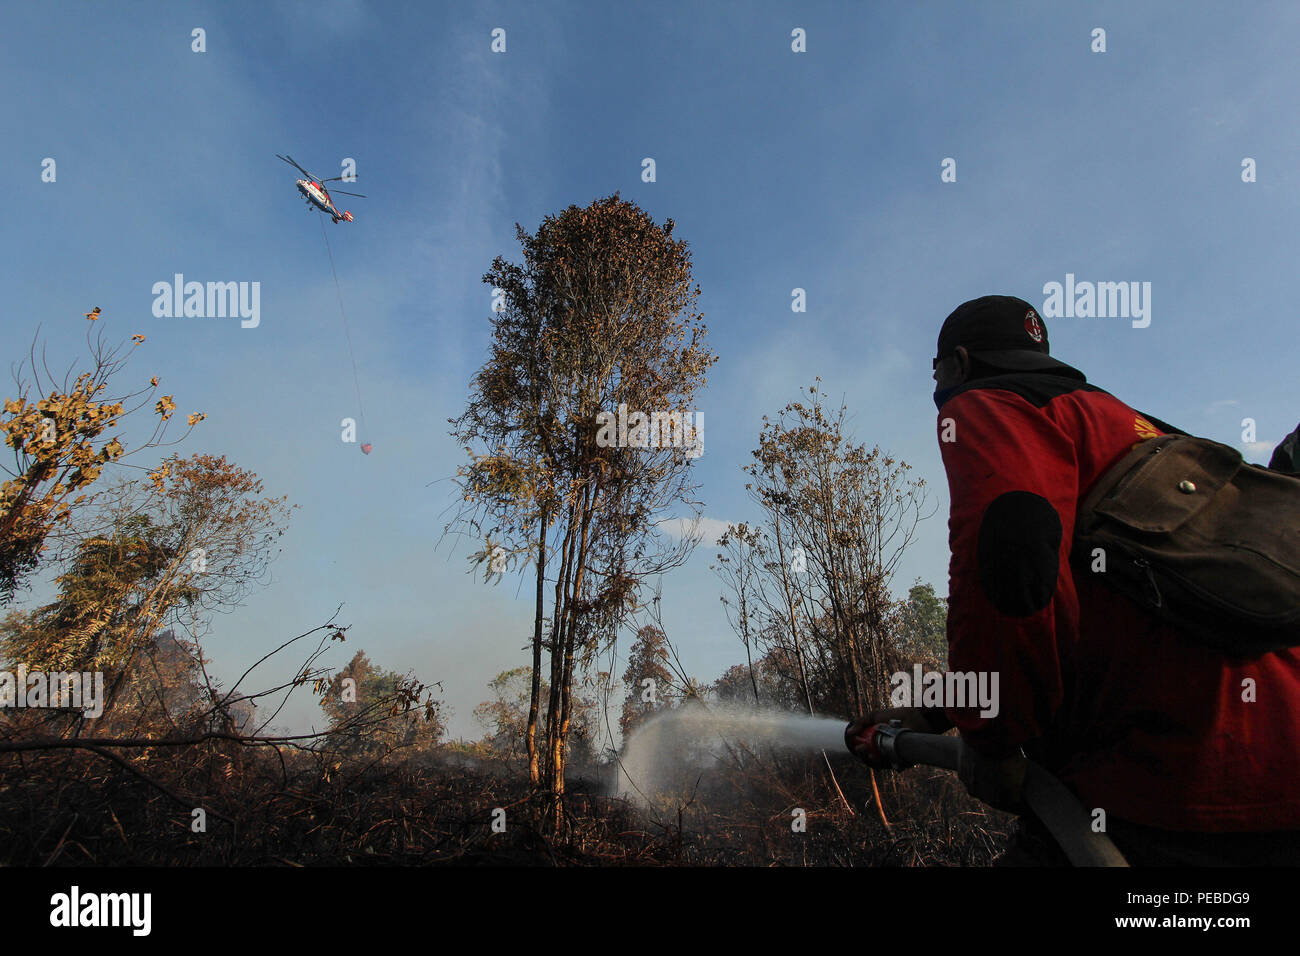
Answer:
[937, 369, 1300, 832]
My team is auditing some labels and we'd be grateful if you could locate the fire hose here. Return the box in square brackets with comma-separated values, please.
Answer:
[850, 720, 1130, 867]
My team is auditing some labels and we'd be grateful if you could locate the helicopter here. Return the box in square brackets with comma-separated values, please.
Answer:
[277, 154, 365, 223]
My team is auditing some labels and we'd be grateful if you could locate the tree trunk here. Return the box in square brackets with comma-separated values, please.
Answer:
[542, 499, 577, 799]
[547, 482, 597, 835]
[526, 515, 546, 786]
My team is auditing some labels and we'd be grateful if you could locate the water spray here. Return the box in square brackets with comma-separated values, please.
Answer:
[615, 706, 1127, 867]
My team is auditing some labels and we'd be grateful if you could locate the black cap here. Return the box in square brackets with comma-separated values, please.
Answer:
[935, 295, 1072, 373]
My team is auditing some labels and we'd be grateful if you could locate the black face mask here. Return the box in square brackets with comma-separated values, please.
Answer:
[933, 384, 959, 411]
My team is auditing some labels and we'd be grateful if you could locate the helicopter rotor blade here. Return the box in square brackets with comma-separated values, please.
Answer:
[329, 189, 367, 198]
[320, 176, 356, 184]
[276, 154, 313, 178]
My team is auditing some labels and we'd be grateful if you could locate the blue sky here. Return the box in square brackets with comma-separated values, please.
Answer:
[3, 1, 1297, 739]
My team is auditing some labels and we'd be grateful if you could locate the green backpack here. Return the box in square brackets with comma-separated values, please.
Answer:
[1073, 430, 1300, 656]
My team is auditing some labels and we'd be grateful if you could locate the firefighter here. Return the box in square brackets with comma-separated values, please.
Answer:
[848, 295, 1300, 865]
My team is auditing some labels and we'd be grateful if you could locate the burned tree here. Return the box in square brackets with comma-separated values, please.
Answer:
[715, 382, 934, 718]
[450, 194, 716, 825]
[1, 316, 205, 606]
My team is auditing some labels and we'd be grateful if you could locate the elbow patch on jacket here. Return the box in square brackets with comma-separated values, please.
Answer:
[976, 491, 1062, 616]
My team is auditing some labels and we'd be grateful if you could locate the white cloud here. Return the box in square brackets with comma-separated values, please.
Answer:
[658, 515, 734, 547]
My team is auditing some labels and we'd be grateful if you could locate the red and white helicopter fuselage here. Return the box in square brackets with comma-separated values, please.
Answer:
[279, 154, 363, 223]
[295, 178, 353, 223]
